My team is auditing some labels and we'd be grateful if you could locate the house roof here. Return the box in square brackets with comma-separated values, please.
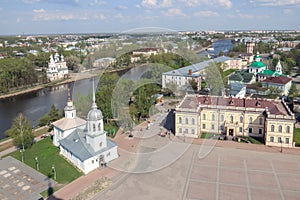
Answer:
[228, 70, 254, 83]
[249, 61, 266, 68]
[177, 95, 292, 116]
[59, 129, 117, 161]
[258, 69, 274, 76]
[262, 76, 292, 85]
[52, 117, 86, 131]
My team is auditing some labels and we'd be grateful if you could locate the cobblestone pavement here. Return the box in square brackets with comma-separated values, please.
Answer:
[0, 156, 56, 200]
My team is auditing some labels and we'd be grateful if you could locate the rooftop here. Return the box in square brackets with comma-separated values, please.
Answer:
[262, 76, 292, 85]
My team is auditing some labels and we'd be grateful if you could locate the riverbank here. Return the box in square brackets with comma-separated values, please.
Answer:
[0, 68, 122, 100]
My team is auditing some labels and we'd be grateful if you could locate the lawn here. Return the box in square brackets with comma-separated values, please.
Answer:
[294, 128, 300, 146]
[201, 132, 216, 139]
[240, 136, 263, 144]
[8, 137, 82, 184]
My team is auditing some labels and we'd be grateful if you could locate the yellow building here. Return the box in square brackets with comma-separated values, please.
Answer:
[175, 95, 295, 148]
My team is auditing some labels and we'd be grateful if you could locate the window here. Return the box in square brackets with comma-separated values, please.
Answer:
[239, 116, 243, 123]
[191, 129, 195, 134]
[248, 127, 253, 134]
[203, 113, 206, 120]
[211, 124, 215, 130]
[258, 128, 263, 134]
[271, 125, 275, 132]
[286, 126, 290, 133]
[99, 142, 103, 147]
[93, 124, 96, 132]
[270, 136, 274, 142]
[278, 125, 282, 133]
[220, 114, 224, 122]
[220, 125, 224, 131]
[278, 137, 282, 143]
[185, 129, 188, 134]
[249, 117, 253, 124]
[107, 152, 111, 157]
[212, 114, 215, 121]
[285, 138, 289, 144]
[230, 115, 234, 123]
[259, 118, 263, 125]
[179, 117, 182, 124]
[92, 160, 94, 164]
[179, 128, 182, 133]
[239, 127, 243, 133]
[98, 123, 101, 131]
[202, 124, 206, 129]
[185, 118, 189, 124]
[192, 118, 195, 125]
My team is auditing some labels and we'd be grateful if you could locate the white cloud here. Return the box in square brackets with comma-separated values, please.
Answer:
[22, 0, 40, 3]
[180, 0, 232, 8]
[141, 0, 172, 8]
[194, 11, 219, 17]
[116, 5, 128, 10]
[89, 0, 106, 6]
[94, 14, 107, 20]
[164, 8, 185, 17]
[250, 0, 300, 6]
[33, 8, 45, 13]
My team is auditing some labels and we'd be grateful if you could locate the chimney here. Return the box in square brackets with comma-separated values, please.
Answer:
[188, 69, 192, 75]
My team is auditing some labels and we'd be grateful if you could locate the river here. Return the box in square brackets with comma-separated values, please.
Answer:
[198, 39, 233, 58]
[0, 65, 151, 139]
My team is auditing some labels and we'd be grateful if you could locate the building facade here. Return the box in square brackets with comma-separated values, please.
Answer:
[175, 94, 295, 148]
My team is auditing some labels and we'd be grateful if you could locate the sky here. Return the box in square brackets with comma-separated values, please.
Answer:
[0, 0, 300, 35]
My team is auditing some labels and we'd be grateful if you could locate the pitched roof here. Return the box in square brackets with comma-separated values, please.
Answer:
[52, 117, 86, 131]
[178, 95, 292, 116]
[258, 69, 275, 76]
[249, 61, 266, 68]
[59, 129, 117, 161]
[228, 70, 254, 83]
[262, 76, 292, 85]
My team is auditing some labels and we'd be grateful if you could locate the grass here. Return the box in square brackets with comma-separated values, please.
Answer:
[201, 132, 216, 139]
[33, 126, 50, 137]
[294, 128, 300, 146]
[7, 137, 82, 184]
[223, 69, 238, 77]
[240, 136, 263, 144]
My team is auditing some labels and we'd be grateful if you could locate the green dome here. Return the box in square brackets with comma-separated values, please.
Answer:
[250, 61, 266, 68]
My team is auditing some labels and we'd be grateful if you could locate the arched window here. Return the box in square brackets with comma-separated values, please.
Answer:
[259, 118, 263, 125]
[271, 125, 275, 132]
[249, 117, 253, 124]
[212, 114, 215, 121]
[239, 116, 243, 123]
[203, 113, 206, 120]
[220, 114, 224, 122]
[230, 115, 234, 123]
[192, 118, 195, 125]
[179, 117, 182, 124]
[98, 123, 101, 131]
[93, 124, 96, 132]
[185, 118, 189, 124]
[279, 125, 282, 133]
[286, 126, 290, 133]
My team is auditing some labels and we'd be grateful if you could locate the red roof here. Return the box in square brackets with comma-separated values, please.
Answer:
[262, 76, 292, 85]
[178, 95, 290, 116]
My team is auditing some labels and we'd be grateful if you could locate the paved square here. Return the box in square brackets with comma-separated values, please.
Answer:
[0, 156, 56, 200]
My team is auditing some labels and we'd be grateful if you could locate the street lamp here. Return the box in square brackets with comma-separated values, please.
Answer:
[280, 138, 283, 153]
[20, 149, 24, 163]
[35, 156, 39, 171]
[52, 164, 56, 180]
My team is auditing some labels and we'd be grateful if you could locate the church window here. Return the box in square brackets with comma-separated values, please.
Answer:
[99, 142, 103, 147]
[92, 160, 94, 164]
[98, 123, 101, 131]
[93, 124, 96, 132]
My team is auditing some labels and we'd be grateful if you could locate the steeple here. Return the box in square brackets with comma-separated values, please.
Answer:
[91, 79, 97, 110]
[64, 85, 76, 119]
[275, 60, 282, 74]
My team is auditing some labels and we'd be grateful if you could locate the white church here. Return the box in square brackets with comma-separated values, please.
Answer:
[52, 83, 118, 174]
[46, 53, 69, 82]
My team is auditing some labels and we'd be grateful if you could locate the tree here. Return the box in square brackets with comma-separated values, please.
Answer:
[65, 55, 80, 72]
[6, 113, 34, 149]
[204, 62, 224, 96]
[289, 83, 298, 98]
[38, 104, 62, 126]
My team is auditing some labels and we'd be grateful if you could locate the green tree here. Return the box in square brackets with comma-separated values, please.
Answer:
[204, 62, 224, 96]
[38, 105, 62, 126]
[65, 55, 80, 72]
[6, 113, 34, 149]
[289, 83, 298, 98]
